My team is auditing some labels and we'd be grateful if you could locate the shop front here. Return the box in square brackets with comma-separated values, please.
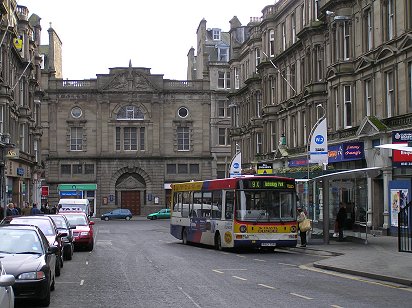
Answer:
[57, 184, 97, 216]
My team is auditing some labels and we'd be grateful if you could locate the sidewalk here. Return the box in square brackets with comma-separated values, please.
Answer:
[295, 234, 412, 286]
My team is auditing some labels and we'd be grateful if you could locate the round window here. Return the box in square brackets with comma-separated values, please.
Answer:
[178, 107, 189, 118]
[71, 107, 82, 118]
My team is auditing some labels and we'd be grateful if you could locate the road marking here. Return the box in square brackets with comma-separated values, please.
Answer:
[300, 264, 412, 292]
[177, 286, 201, 308]
[253, 258, 266, 262]
[232, 276, 247, 281]
[290, 292, 312, 300]
[55, 281, 81, 284]
[278, 262, 297, 267]
[86, 261, 88, 265]
[258, 283, 276, 290]
[214, 269, 247, 271]
[236, 254, 246, 258]
[331, 305, 344, 308]
[212, 270, 224, 274]
[80, 280, 84, 286]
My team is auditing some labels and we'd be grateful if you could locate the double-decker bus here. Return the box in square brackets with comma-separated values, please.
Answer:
[170, 175, 298, 250]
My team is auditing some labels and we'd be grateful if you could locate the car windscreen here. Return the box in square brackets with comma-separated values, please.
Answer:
[65, 215, 87, 226]
[50, 216, 67, 229]
[10, 218, 56, 236]
[0, 229, 42, 254]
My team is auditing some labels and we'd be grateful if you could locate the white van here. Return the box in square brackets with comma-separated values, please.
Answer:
[58, 199, 91, 216]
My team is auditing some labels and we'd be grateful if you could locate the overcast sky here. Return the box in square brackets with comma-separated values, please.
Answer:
[21, 1, 272, 80]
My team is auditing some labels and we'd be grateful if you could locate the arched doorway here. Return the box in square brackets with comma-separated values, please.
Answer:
[116, 173, 146, 215]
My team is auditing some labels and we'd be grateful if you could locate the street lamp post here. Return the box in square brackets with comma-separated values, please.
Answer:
[1, 133, 14, 219]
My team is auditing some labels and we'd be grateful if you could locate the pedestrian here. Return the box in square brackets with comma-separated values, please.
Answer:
[14, 203, 21, 215]
[30, 203, 41, 215]
[297, 207, 308, 247]
[6, 203, 14, 216]
[336, 202, 347, 242]
[21, 202, 31, 216]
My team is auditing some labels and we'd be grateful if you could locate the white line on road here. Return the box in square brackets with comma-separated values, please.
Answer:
[86, 261, 88, 265]
[232, 276, 247, 281]
[290, 292, 313, 300]
[253, 259, 266, 262]
[236, 254, 246, 258]
[331, 305, 344, 308]
[80, 280, 84, 286]
[278, 262, 297, 267]
[178, 286, 201, 308]
[212, 270, 224, 274]
[258, 283, 277, 290]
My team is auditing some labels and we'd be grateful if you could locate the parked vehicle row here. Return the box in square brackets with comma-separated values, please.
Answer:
[0, 211, 95, 307]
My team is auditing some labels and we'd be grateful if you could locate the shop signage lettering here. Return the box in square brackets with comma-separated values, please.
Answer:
[328, 142, 364, 163]
[392, 131, 412, 167]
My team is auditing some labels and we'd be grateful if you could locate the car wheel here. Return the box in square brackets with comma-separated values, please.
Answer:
[104, 217, 109, 221]
[39, 279, 51, 307]
[87, 240, 94, 251]
[60, 255, 64, 268]
[125, 216, 131, 220]
[153, 215, 157, 220]
[215, 233, 222, 251]
[55, 257, 61, 277]
[182, 228, 188, 245]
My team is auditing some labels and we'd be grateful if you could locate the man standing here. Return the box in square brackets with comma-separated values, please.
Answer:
[30, 203, 41, 215]
[336, 202, 347, 242]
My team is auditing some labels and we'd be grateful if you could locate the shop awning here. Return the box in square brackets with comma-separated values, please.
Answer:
[311, 167, 381, 181]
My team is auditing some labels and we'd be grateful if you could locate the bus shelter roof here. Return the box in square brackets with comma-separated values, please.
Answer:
[311, 167, 381, 181]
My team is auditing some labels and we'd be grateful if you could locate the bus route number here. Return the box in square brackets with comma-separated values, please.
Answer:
[251, 181, 261, 188]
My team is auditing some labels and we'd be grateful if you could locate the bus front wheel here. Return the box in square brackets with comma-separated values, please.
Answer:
[182, 228, 188, 245]
[215, 233, 222, 251]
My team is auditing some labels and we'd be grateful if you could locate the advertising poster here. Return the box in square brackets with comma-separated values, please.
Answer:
[388, 181, 411, 228]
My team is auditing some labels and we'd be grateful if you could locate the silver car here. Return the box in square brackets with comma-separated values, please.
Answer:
[0, 261, 15, 308]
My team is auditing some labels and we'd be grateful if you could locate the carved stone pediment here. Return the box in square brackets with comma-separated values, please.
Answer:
[102, 72, 157, 92]
[117, 175, 145, 190]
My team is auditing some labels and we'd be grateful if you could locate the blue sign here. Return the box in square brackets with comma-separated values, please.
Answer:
[315, 135, 325, 144]
[60, 191, 82, 197]
[328, 142, 364, 163]
[17, 167, 24, 176]
[109, 194, 114, 202]
[233, 162, 239, 169]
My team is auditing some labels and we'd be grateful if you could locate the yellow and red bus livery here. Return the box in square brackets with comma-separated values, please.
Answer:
[170, 175, 298, 250]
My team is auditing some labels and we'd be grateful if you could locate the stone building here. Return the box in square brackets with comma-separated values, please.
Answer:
[40, 60, 214, 216]
[0, 1, 44, 211]
[227, 0, 412, 235]
[187, 19, 232, 178]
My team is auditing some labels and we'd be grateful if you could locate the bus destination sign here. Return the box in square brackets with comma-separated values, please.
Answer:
[247, 180, 295, 189]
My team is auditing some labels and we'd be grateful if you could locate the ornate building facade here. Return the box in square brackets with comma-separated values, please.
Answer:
[0, 1, 44, 212]
[227, 0, 412, 235]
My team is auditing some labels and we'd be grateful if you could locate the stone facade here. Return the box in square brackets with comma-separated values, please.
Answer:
[40, 65, 214, 216]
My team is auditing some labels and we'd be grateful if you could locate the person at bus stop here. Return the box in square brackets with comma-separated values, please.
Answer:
[297, 207, 307, 247]
[336, 202, 347, 242]
[30, 203, 41, 215]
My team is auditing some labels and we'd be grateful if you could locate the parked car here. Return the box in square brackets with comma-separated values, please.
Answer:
[146, 209, 171, 220]
[62, 212, 94, 251]
[47, 214, 75, 261]
[2, 216, 66, 277]
[101, 209, 132, 221]
[0, 224, 58, 307]
[0, 260, 15, 308]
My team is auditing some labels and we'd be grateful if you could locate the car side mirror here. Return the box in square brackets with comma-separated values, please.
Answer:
[89, 221, 95, 225]
[58, 232, 68, 238]
[0, 274, 15, 287]
[47, 246, 59, 255]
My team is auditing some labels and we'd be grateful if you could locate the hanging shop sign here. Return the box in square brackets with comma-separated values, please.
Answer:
[257, 163, 273, 174]
[392, 131, 412, 167]
[328, 142, 364, 163]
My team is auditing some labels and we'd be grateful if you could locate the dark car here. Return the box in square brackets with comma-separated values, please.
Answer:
[62, 212, 94, 251]
[47, 214, 75, 261]
[147, 209, 171, 220]
[101, 209, 132, 221]
[0, 224, 58, 307]
[2, 216, 66, 277]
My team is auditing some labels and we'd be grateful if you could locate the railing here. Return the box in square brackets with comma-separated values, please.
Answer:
[399, 202, 412, 253]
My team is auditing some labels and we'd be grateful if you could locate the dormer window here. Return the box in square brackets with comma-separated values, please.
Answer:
[213, 28, 221, 41]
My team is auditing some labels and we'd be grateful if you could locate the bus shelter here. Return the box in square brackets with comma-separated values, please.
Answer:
[311, 167, 381, 244]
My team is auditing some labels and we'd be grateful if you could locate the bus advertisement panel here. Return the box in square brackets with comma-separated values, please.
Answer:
[170, 175, 298, 250]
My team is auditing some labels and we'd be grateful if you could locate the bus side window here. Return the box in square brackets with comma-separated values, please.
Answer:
[224, 191, 234, 220]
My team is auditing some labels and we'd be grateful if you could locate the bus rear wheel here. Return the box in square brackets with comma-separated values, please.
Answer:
[215, 233, 222, 251]
[182, 228, 188, 245]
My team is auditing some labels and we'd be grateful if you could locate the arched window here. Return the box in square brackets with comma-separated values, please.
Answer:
[117, 105, 144, 120]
